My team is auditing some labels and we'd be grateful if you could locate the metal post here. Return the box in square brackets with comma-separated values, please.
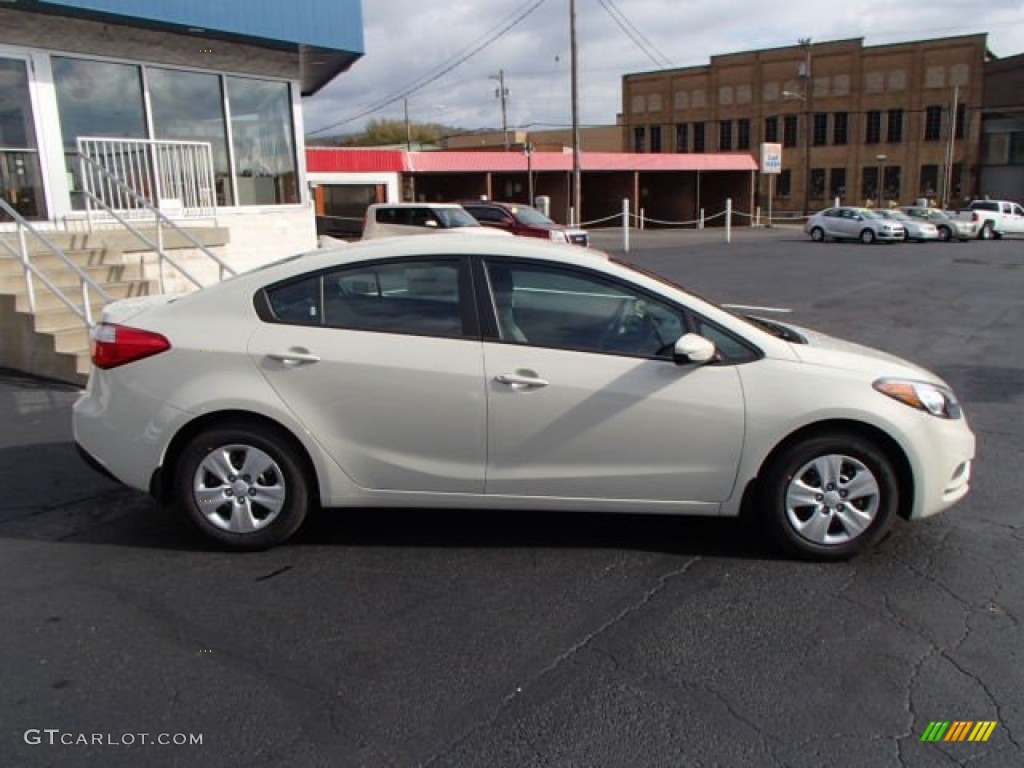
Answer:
[768, 174, 774, 228]
[622, 198, 630, 253]
[726, 198, 732, 243]
[699, 208, 705, 229]
[640, 207, 645, 230]
[570, 0, 582, 228]
[17, 225, 36, 313]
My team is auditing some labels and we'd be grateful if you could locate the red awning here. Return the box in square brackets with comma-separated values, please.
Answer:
[307, 148, 759, 173]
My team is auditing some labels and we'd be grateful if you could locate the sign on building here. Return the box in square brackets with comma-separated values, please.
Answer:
[760, 143, 782, 175]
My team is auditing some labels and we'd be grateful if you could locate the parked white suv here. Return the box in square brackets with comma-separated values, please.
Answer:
[362, 203, 510, 240]
[805, 207, 905, 244]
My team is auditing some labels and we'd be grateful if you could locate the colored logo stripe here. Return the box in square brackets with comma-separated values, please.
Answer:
[969, 721, 997, 742]
[921, 721, 949, 742]
[921, 721, 997, 742]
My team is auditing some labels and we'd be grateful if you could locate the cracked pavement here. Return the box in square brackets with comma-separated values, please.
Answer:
[1, 233, 1022, 767]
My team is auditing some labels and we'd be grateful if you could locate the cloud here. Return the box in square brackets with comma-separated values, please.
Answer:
[303, 0, 1024, 138]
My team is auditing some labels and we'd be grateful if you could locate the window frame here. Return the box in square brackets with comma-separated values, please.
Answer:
[471, 256, 760, 364]
[255, 255, 481, 341]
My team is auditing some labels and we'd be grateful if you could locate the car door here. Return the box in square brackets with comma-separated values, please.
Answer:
[249, 256, 487, 493]
[1008, 204, 1024, 234]
[478, 259, 746, 503]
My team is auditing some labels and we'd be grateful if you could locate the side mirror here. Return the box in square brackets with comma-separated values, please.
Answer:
[673, 333, 717, 365]
[853, 215, 863, 221]
[424, 219, 439, 228]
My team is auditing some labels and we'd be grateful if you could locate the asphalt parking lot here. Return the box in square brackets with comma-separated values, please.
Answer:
[2, 230, 1022, 768]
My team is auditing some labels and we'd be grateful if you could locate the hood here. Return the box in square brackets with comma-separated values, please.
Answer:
[786, 324, 945, 385]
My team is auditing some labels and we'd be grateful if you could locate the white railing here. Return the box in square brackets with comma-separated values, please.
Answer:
[76, 152, 236, 293]
[0, 197, 112, 328]
[77, 137, 217, 222]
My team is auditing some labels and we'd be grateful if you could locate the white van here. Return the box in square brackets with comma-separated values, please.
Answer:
[362, 203, 511, 239]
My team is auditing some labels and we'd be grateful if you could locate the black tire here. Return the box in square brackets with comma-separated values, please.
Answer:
[176, 423, 310, 550]
[937, 226, 952, 242]
[809, 227, 825, 243]
[902, 231, 910, 242]
[760, 433, 899, 561]
[979, 222, 995, 240]
[860, 229, 876, 244]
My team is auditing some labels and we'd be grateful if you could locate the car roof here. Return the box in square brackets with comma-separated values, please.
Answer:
[368, 202, 466, 209]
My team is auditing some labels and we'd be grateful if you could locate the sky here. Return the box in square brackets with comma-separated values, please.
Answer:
[302, 0, 1024, 140]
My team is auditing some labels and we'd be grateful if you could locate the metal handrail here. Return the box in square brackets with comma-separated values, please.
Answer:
[77, 149, 236, 292]
[0, 197, 112, 327]
[79, 188, 204, 292]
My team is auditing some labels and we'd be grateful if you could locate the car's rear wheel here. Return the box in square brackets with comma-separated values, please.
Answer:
[809, 227, 825, 242]
[979, 222, 995, 240]
[937, 226, 952, 242]
[176, 424, 310, 550]
[760, 433, 898, 560]
[860, 229, 876, 244]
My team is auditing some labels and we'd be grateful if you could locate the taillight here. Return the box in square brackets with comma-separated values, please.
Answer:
[972, 212, 979, 222]
[90, 323, 171, 369]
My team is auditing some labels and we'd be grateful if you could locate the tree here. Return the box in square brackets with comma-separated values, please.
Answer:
[329, 118, 460, 148]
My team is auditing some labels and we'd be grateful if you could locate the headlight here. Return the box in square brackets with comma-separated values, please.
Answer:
[873, 378, 962, 419]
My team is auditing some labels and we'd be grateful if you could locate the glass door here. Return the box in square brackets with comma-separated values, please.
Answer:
[0, 56, 46, 220]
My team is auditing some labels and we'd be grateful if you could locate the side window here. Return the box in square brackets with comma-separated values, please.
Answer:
[1014, 205, 1024, 217]
[266, 274, 322, 325]
[468, 206, 504, 224]
[322, 259, 464, 338]
[484, 261, 686, 358]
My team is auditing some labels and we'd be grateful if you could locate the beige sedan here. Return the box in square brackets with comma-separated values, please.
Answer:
[74, 236, 975, 560]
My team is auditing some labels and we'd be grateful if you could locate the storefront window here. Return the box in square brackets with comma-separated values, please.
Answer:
[226, 77, 298, 205]
[53, 57, 146, 209]
[0, 57, 46, 219]
[149, 68, 234, 206]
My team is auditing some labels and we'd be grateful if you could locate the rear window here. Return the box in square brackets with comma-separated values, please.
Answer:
[970, 201, 998, 212]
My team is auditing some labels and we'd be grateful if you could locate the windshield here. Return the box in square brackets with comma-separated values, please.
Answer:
[510, 205, 557, 227]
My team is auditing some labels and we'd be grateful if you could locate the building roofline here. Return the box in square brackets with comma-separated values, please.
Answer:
[623, 32, 990, 80]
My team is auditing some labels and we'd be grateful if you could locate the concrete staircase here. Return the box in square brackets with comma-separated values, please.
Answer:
[0, 226, 229, 386]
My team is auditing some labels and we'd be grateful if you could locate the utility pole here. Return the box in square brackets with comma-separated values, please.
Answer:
[570, 0, 582, 225]
[798, 37, 812, 216]
[491, 69, 510, 149]
[942, 85, 959, 208]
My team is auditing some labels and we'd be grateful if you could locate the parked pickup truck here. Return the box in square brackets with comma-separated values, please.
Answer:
[951, 200, 1024, 239]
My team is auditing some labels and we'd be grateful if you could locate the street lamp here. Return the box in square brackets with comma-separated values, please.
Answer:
[875, 153, 887, 207]
[781, 89, 811, 216]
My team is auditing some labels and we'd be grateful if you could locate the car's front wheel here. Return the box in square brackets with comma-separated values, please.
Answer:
[176, 423, 310, 550]
[761, 433, 898, 560]
[809, 227, 825, 242]
[860, 229, 876, 244]
[937, 226, 952, 242]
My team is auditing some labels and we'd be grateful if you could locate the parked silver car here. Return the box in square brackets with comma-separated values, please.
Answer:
[805, 207, 905, 244]
[874, 210, 939, 242]
[899, 206, 978, 242]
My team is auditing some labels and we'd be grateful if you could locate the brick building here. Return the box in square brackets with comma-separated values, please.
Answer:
[622, 35, 989, 214]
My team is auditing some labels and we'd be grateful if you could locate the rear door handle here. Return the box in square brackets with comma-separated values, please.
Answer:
[495, 373, 549, 389]
[268, 349, 321, 365]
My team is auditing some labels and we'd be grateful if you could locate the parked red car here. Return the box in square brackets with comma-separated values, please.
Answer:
[461, 200, 589, 246]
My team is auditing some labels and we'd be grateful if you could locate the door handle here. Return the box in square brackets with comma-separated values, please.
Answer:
[267, 349, 321, 365]
[495, 372, 549, 389]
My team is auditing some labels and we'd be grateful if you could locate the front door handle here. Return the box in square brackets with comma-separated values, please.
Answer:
[495, 372, 549, 389]
[267, 348, 321, 365]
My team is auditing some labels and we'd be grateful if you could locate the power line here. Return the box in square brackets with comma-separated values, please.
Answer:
[598, 0, 673, 69]
[308, 0, 548, 136]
